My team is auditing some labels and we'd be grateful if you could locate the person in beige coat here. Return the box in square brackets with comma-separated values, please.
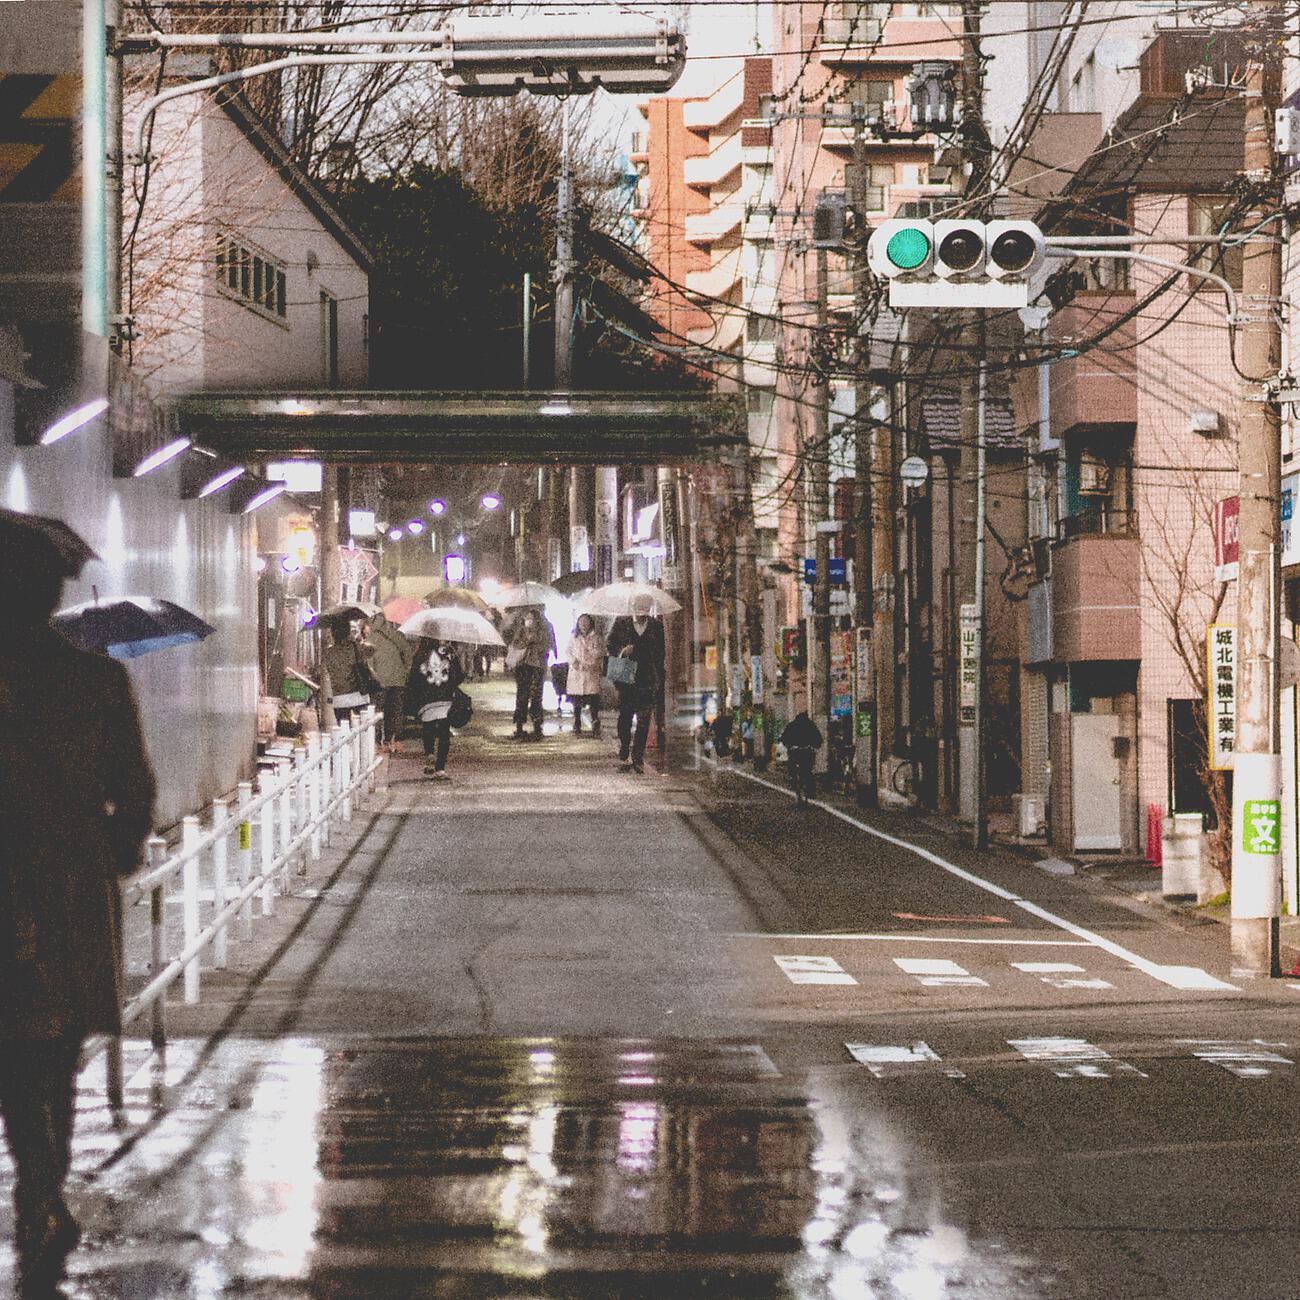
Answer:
[565, 613, 605, 736]
[0, 516, 155, 1296]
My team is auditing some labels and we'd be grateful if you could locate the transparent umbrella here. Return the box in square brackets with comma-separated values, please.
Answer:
[493, 581, 562, 609]
[400, 606, 505, 646]
[577, 581, 681, 617]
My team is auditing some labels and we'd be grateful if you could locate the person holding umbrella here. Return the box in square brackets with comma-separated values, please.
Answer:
[565, 612, 605, 736]
[606, 593, 665, 773]
[406, 638, 465, 779]
[0, 510, 156, 1295]
[321, 616, 375, 724]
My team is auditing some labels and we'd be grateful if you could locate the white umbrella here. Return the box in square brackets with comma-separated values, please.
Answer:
[400, 606, 506, 646]
[578, 581, 682, 616]
[493, 581, 563, 609]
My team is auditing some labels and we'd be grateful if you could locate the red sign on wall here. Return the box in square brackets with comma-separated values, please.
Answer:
[1213, 496, 1239, 582]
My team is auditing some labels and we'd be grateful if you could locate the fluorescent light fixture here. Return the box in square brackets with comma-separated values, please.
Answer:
[242, 483, 287, 513]
[539, 401, 572, 417]
[40, 397, 110, 446]
[279, 399, 315, 416]
[406, 519, 425, 535]
[266, 461, 323, 492]
[133, 437, 192, 478]
[198, 465, 246, 498]
[349, 508, 377, 538]
[481, 493, 501, 510]
[388, 527, 405, 541]
[428, 499, 447, 516]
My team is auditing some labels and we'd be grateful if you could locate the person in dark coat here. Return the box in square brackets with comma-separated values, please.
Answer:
[0, 521, 155, 1296]
[407, 638, 465, 778]
[606, 594, 666, 773]
[780, 710, 823, 805]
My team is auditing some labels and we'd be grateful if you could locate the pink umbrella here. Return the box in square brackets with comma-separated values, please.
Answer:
[383, 595, 424, 625]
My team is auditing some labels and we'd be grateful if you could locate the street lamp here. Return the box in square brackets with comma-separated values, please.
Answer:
[429, 499, 447, 516]
[481, 493, 501, 510]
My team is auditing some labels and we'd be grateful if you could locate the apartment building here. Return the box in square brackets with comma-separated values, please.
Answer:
[979, 15, 1253, 864]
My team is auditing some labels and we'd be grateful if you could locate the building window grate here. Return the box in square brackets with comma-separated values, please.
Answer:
[215, 233, 288, 320]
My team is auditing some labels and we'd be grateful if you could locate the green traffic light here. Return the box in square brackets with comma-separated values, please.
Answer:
[886, 226, 931, 270]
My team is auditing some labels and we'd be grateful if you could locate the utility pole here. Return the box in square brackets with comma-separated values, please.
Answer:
[956, 0, 989, 845]
[808, 245, 832, 769]
[850, 103, 876, 804]
[1230, 0, 1284, 977]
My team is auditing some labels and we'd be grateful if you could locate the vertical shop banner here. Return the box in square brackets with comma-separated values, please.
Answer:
[1207, 623, 1235, 770]
[830, 630, 854, 719]
[959, 604, 978, 725]
[337, 546, 378, 605]
[750, 656, 764, 705]
[1282, 473, 1299, 568]
[1213, 496, 1239, 582]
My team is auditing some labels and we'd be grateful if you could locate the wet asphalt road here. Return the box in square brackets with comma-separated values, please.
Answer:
[5, 678, 1300, 1298]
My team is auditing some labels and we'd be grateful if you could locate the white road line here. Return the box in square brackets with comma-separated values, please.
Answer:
[1177, 1040, 1295, 1078]
[1009, 1036, 1148, 1079]
[714, 763, 1240, 994]
[773, 955, 859, 985]
[1011, 960, 1115, 991]
[729, 932, 1091, 946]
[893, 957, 988, 987]
[845, 1041, 967, 1079]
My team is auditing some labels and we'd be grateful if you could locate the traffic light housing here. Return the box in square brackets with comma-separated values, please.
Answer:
[867, 218, 1045, 307]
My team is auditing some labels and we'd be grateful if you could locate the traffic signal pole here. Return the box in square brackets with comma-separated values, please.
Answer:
[1230, 0, 1284, 977]
[956, 0, 989, 846]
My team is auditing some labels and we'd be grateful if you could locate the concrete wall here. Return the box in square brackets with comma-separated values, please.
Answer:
[1, 371, 259, 830]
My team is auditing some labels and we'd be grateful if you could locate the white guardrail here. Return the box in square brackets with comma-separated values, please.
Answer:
[102, 708, 382, 1109]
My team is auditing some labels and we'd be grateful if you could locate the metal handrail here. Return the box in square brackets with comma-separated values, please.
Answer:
[101, 708, 382, 1109]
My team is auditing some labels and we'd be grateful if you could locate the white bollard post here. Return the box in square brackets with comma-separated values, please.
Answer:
[293, 747, 309, 873]
[211, 797, 230, 969]
[258, 770, 276, 916]
[306, 733, 323, 861]
[146, 836, 168, 1048]
[181, 815, 202, 1004]
[235, 781, 254, 939]
[319, 730, 333, 849]
[276, 756, 294, 893]
[340, 722, 354, 823]
[364, 706, 378, 792]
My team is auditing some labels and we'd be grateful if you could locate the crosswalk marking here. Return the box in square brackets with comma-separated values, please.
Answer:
[845, 1041, 966, 1079]
[893, 957, 988, 987]
[1177, 1040, 1295, 1078]
[1011, 961, 1115, 991]
[774, 955, 858, 985]
[1008, 1036, 1147, 1079]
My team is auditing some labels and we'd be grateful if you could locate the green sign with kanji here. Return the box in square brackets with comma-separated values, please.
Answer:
[1241, 799, 1281, 856]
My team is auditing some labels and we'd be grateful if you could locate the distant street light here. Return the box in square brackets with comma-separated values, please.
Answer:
[481, 493, 501, 510]
[407, 519, 426, 535]
[429, 499, 447, 516]
[388, 527, 405, 541]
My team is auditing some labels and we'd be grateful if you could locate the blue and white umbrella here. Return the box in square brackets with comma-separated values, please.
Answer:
[53, 596, 217, 659]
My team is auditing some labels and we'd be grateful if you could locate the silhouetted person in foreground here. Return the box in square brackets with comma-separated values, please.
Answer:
[0, 514, 155, 1296]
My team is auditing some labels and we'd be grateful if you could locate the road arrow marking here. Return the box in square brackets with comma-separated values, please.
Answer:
[894, 957, 988, 987]
[845, 1041, 966, 1079]
[773, 955, 858, 985]
[1009, 1036, 1147, 1079]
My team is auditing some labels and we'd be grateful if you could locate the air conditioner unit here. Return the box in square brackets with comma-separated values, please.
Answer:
[1013, 793, 1046, 838]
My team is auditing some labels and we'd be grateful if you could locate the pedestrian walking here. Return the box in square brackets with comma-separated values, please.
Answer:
[0, 515, 155, 1297]
[606, 595, 665, 773]
[507, 608, 555, 740]
[779, 710, 823, 806]
[322, 617, 375, 724]
[365, 610, 413, 753]
[407, 638, 464, 779]
[565, 613, 605, 736]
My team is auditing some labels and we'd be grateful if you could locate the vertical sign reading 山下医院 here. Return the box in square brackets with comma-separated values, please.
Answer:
[1207, 623, 1235, 770]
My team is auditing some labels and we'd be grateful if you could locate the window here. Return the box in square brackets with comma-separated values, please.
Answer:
[1189, 197, 1244, 294]
[746, 315, 777, 344]
[215, 232, 287, 321]
[846, 161, 893, 212]
[747, 388, 775, 415]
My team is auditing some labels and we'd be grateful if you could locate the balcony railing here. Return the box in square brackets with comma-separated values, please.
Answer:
[1058, 504, 1138, 542]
